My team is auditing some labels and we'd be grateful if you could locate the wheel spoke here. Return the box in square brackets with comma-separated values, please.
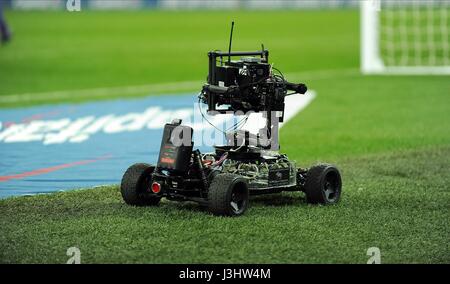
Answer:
[230, 202, 239, 212]
[324, 188, 334, 200]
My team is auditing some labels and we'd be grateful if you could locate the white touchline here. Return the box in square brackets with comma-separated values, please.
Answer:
[0, 68, 354, 104]
[0, 81, 202, 104]
[283, 90, 316, 125]
[241, 90, 316, 134]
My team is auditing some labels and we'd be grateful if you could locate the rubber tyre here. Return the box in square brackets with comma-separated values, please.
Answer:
[208, 173, 249, 216]
[304, 164, 342, 205]
[121, 163, 161, 206]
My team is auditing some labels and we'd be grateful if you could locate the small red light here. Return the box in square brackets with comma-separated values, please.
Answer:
[151, 182, 161, 194]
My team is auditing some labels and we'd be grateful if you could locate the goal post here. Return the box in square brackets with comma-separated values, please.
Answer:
[361, 0, 450, 75]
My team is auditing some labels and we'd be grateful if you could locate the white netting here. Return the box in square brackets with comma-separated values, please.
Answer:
[380, 0, 450, 67]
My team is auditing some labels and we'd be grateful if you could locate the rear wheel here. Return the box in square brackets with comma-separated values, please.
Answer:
[304, 164, 342, 204]
[208, 173, 249, 216]
[121, 163, 161, 206]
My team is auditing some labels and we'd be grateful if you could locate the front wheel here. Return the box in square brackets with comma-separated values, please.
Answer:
[121, 163, 161, 206]
[208, 173, 249, 216]
[304, 164, 342, 204]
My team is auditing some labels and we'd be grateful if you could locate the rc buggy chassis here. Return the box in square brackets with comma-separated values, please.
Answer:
[121, 24, 342, 216]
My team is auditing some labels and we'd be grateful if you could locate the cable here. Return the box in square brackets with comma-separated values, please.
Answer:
[197, 93, 250, 138]
[227, 115, 249, 132]
[272, 66, 285, 80]
[230, 138, 246, 152]
[197, 96, 227, 136]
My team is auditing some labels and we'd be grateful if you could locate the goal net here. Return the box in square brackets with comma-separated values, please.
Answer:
[361, 0, 450, 74]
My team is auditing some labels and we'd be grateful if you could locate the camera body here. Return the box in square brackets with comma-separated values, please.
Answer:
[200, 50, 307, 119]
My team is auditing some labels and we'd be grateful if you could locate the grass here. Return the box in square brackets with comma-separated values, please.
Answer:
[0, 10, 449, 263]
[0, 9, 358, 106]
[1, 146, 449, 263]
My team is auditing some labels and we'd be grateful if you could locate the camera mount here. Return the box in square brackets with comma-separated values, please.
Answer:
[199, 22, 307, 150]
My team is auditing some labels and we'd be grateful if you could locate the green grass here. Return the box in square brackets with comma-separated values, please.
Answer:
[0, 10, 449, 263]
[0, 9, 358, 106]
[1, 147, 449, 264]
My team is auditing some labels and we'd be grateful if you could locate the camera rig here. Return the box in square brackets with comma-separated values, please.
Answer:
[120, 23, 342, 216]
[200, 48, 307, 150]
[202, 49, 307, 114]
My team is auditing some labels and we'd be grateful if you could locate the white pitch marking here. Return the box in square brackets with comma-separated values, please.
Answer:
[241, 90, 316, 134]
[0, 81, 202, 104]
[0, 68, 356, 104]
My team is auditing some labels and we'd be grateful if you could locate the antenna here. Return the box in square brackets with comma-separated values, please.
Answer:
[228, 21, 235, 63]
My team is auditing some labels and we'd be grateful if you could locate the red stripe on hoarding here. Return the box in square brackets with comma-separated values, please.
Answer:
[0, 154, 113, 183]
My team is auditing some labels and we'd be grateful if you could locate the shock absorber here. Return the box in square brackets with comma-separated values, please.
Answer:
[193, 150, 209, 193]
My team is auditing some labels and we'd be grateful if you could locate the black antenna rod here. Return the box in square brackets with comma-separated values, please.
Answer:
[228, 21, 234, 63]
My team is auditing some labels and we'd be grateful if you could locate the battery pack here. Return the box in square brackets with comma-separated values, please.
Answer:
[157, 119, 193, 173]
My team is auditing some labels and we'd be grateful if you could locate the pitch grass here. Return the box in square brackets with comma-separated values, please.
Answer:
[0, 9, 358, 105]
[0, 146, 449, 264]
[0, 10, 449, 263]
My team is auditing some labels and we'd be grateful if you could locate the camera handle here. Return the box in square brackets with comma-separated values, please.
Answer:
[285, 82, 308, 94]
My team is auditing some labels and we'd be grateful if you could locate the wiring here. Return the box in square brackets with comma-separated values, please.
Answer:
[197, 95, 227, 135]
[197, 95, 250, 137]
